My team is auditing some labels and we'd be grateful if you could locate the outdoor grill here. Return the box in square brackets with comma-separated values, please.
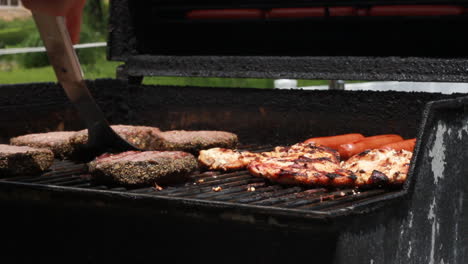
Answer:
[0, 0, 468, 263]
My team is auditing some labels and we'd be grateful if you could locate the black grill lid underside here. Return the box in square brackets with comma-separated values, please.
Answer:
[109, 0, 468, 82]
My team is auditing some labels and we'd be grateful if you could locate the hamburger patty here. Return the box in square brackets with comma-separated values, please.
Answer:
[88, 151, 198, 186]
[341, 149, 412, 187]
[10, 131, 77, 158]
[71, 125, 161, 150]
[0, 144, 54, 176]
[69, 125, 162, 159]
[153, 130, 238, 153]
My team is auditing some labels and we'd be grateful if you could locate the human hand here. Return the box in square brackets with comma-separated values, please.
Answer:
[22, 0, 86, 44]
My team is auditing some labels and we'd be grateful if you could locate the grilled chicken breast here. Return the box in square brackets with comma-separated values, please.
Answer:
[198, 142, 339, 171]
[248, 155, 356, 187]
[199, 143, 355, 187]
[341, 149, 412, 187]
[198, 148, 258, 171]
[272, 143, 340, 163]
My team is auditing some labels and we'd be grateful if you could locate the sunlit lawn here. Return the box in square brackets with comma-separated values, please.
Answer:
[0, 55, 330, 88]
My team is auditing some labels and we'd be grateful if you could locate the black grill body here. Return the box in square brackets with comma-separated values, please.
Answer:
[2, 0, 468, 263]
[0, 80, 467, 263]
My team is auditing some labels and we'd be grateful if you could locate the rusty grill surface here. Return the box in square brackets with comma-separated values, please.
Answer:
[0, 145, 400, 215]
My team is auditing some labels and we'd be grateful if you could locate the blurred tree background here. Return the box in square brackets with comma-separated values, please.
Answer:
[0, 0, 108, 65]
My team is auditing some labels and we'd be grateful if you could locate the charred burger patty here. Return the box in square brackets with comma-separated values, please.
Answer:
[88, 151, 198, 186]
[0, 144, 54, 176]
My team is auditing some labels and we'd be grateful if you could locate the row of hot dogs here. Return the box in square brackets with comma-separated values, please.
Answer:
[303, 133, 415, 160]
[186, 6, 466, 20]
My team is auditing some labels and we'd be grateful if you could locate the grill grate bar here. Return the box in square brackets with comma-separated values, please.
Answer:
[31, 175, 84, 185]
[109, 187, 128, 191]
[26, 172, 86, 183]
[88, 185, 109, 190]
[55, 178, 92, 187]
[324, 191, 396, 212]
[237, 186, 304, 203]
[128, 187, 158, 193]
[191, 170, 248, 181]
[189, 182, 267, 199]
[299, 189, 386, 210]
[251, 188, 329, 206]
[189, 171, 220, 180]
[3, 163, 87, 183]
[192, 174, 252, 185]
[171, 178, 265, 197]
[220, 185, 285, 202]
[2, 175, 39, 181]
[274, 189, 354, 208]
[73, 182, 94, 188]
[158, 173, 253, 195]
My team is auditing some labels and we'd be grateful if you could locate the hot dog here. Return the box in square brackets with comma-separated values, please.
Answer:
[381, 138, 416, 152]
[186, 9, 264, 20]
[304, 133, 364, 149]
[369, 5, 464, 17]
[266, 8, 325, 18]
[338, 134, 404, 160]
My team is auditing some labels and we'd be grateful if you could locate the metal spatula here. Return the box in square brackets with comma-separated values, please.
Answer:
[33, 13, 139, 155]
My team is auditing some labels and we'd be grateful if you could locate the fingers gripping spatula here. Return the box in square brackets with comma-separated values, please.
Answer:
[33, 13, 139, 156]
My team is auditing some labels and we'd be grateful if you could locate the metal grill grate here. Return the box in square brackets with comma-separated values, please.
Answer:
[0, 145, 398, 214]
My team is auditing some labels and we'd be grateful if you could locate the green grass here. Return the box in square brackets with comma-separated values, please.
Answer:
[0, 26, 35, 48]
[0, 18, 36, 48]
[144, 77, 330, 88]
[1, 49, 332, 88]
[0, 57, 121, 84]
[144, 76, 273, 88]
[0, 62, 330, 88]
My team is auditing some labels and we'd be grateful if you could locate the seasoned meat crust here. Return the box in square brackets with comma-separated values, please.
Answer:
[10, 131, 76, 158]
[68, 125, 161, 160]
[0, 144, 54, 176]
[72, 127, 237, 156]
[341, 149, 412, 187]
[198, 142, 339, 171]
[70, 125, 162, 151]
[153, 130, 238, 153]
[88, 151, 198, 186]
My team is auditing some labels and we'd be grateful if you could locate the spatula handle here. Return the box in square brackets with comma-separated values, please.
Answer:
[32, 13, 106, 127]
[32, 13, 83, 84]
[32, 13, 139, 154]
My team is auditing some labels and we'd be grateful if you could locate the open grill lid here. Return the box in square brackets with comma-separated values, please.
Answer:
[109, 0, 468, 82]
